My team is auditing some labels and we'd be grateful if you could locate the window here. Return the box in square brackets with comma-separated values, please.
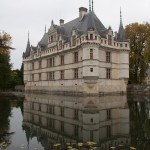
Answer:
[39, 73, 41, 81]
[72, 35, 76, 46]
[32, 74, 34, 81]
[54, 34, 56, 42]
[90, 34, 93, 40]
[95, 36, 97, 40]
[74, 52, 78, 63]
[47, 118, 54, 129]
[47, 72, 55, 80]
[48, 105, 54, 114]
[32, 62, 34, 70]
[74, 109, 78, 120]
[86, 35, 88, 40]
[49, 58, 52, 67]
[106, 68, 111, 79]
[74, 125, 78, 137]
[107, 109, 111, 120]
[39, 61, 42, 69]
[107, 125, 111, 138]
[60, 107, 64, 117]
[106, 52, 111, 62]
[51, 35, 53, 43]
[32, 102, 34, 110]
[125, 44, 127, 47]
[60, 121, 64, 132]
[108, 35, 112, 45]
[120, 44, 123, 47]
[90, 68, 93, 72]
[59, 40, 62, 50]
[74, 68, 78, 79]
[39, 104, 41, 111]
[60, 55, 64, 65]
[90, 49, 93, 59]
[32, 114, 34, 122]
[60, 70, 64, 80]
[90, 131, 94, 141]
[47, 57, 55, 67]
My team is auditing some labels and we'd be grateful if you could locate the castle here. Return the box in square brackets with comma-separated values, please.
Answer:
[23, 1, 130, 95]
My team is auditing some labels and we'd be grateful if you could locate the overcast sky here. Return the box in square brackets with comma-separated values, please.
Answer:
[1, 0, 150, 69]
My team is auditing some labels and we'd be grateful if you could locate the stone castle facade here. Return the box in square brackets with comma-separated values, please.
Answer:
[23, 3, 130, 95]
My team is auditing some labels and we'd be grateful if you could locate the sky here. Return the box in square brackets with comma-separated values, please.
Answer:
[1, 0, 150, 69]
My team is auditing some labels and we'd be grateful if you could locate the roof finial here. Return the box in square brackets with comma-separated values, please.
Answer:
[92, 0, 94, 11]
[120, 7, 123, 26]
[89, 0, 91, 12]
[45, 25, 46, 33]
[28, 31, 30, 42]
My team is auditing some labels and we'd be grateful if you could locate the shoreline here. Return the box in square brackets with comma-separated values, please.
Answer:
[0, 92, 25, 97]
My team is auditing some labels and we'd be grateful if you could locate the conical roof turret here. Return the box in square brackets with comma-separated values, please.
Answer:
[23, 32, 31, 57]
[117, 9, 128, 42]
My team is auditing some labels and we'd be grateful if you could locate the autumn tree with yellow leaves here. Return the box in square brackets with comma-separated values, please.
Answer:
[125, 23, 150, 84]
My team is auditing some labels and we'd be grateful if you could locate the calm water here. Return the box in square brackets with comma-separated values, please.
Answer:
[0, 93, 150, 150]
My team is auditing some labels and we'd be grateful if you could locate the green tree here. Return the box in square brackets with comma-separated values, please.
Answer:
[125, 23, 150, 84]
[0, 31, 13, 90]
[7, 71, 21, 90]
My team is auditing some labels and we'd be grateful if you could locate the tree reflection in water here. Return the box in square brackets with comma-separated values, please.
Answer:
[128, 96, 150, 150]
[0, 94, 23, 148]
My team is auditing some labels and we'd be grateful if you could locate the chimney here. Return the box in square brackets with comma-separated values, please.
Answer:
[60, 19, 64, 26]
[114, 32, 118, 39]
[79, 7, 88, 21]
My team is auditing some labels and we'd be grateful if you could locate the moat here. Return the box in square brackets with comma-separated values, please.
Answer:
[0, 93, 150, 150]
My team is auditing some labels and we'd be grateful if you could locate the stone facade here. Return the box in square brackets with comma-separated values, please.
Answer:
[23, 4, 130, 95]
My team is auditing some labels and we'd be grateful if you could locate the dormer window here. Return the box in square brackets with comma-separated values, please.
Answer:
[86, 35, 88, 40]
[90, 34, 93, 40]
[54, 34, 56, 42]
[72, 35, 76, 46]
[51, 35, 53, 43]
[59, 40, 62, 50]
[108, 35, 112, 45]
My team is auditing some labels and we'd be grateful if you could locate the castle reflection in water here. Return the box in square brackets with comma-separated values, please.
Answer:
[23, 94, 130, 150]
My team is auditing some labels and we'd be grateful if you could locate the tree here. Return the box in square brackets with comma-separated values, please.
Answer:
[125, 23, 150, 84]
[0, 31, 13, 90]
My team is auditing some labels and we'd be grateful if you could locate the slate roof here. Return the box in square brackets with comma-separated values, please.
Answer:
[117, 23, 128, 42]
[39, 32, 48, 51]
[58, 11, 107, 40]
[117, 11, 128, 42]
[23, 9, 127, 57]
[23, 39, 31, 57]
